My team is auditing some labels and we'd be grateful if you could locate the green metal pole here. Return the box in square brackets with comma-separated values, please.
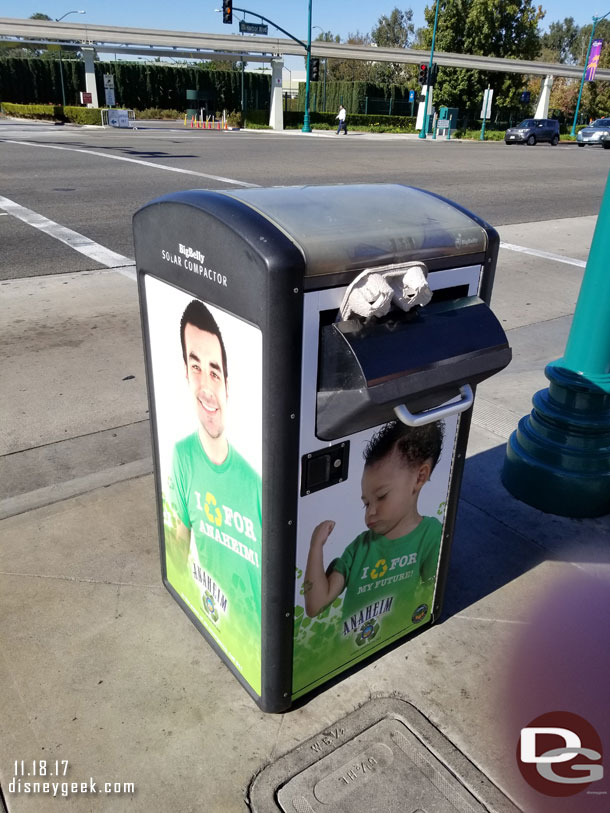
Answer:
[554, 175, 610, 390]
[241, 60, 245, 114]
[570, 15, 606, 137]
[480, 89, 489, 140]
[302, 0, 313, 133]
[323, 58, 326, 111]
[570, 11, 610, 136]
[58, 51, 66, 107]
[419, 0, 440, 140]
[502, 169, 610, 517]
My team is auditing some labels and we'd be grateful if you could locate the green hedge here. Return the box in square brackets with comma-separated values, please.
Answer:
[0, 56, 270, 112]
[282, 110, 417, 132]
[244, 109, 269, 126]
[297, 80, 417, 115]
[1, 101, 102, 125]
[63, 106, 103, 125]
[1, 102, 62, 120]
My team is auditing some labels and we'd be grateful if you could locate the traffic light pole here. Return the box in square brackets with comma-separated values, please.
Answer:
[225, 4, 311, 132]
[303, 0, 313, 132]
[419, 0, 440, 140]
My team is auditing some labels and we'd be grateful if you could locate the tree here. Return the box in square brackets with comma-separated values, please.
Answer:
[418, 0, 544, 120]
[371, 8, 414, 49]
[540, 17, 580, 64]
[371, 7, 415, 84]
[314, 31, 340, 43]
[2, 12, 54, 58]
[324, 31, 377, 82]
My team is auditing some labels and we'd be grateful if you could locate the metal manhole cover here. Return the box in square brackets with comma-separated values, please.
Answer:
[249, 697, 520, 813]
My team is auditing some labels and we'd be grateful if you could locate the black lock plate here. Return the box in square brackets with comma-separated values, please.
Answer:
[301, 442, 350, 496]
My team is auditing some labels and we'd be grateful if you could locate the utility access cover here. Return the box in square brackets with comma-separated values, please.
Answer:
[249, 698, 520, 813]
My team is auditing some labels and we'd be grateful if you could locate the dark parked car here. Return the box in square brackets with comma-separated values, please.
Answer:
[576, 119, 610, 148]
[504, 119, 560, 146]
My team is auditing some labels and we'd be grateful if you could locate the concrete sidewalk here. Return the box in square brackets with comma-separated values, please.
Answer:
[1, 216, 609, 813]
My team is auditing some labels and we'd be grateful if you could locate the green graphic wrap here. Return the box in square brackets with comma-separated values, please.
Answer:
[164, 432, 262, 694]
[292, 516, 442, 696]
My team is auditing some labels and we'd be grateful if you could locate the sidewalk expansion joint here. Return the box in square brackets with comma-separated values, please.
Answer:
[2, 419, 150, 458]
[0, 458, 153, 521]
[0, 570, 157, 589]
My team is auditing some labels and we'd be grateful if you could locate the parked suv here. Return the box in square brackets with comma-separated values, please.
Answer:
[504, 119, 560, 146]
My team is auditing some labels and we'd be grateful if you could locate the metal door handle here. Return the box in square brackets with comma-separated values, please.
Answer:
[393, 385, 474, 427]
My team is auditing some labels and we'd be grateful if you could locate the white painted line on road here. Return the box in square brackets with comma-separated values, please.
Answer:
[500, 241, 586, 268]
[0, 195, 136, 279]
[2, 139, 260, 187]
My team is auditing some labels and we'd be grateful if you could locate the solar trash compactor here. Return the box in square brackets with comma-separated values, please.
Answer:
[133, 184, 511, 713]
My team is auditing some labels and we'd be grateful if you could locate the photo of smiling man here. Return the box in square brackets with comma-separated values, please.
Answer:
[161, 297, 263, 693]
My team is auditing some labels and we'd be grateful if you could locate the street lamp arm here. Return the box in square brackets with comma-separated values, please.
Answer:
[56, 10, 86, 22]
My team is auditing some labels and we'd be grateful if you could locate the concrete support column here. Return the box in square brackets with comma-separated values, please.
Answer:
[82, 48, 98, 108]
[534, 75, 554, 119]
[269, 58, 284, 131]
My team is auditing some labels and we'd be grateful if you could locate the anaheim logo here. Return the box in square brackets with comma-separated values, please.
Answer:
[342, 596, 394, 640]
[191, 561, 228, 623]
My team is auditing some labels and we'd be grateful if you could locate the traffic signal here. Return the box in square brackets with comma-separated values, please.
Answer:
[309, 58, 320, 82]
[222, 0, 232, 24]
[418, 63, 428, 85]
[429, 63, 438, 86]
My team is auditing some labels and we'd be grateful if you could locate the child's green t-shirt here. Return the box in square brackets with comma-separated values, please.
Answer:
[329, 515, 442, 623]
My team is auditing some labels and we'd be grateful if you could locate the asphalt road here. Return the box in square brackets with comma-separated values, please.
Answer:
[1, 118, 608, 280]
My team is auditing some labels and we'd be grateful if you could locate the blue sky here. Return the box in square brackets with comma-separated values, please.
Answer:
[2, 2, 598, 41]
[2, 2, 598, 73]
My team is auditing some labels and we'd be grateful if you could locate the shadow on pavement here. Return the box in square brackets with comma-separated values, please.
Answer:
[442, 442, 610, 619]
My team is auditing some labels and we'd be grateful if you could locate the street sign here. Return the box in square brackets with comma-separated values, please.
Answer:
[103, 74, 115, 89]
[239, 21, 268, 35]
[480, 88, 493, 120]
[409, 90, 415, 102]
[105, 88, 116, 107]
[520, 91, 530, 103]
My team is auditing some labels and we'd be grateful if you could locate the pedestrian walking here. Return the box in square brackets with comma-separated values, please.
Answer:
[336, 105, 347, 135]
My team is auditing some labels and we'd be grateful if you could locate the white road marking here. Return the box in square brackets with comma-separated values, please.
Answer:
[0, 195, 135, 279]
[0, 197, 588, 287]
[1, 139, 261, 187]
[500, 241, 586, 268]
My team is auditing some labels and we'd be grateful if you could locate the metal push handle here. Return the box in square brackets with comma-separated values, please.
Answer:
[393, 385, 474, 427]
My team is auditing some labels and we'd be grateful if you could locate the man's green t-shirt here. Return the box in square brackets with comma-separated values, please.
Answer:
[330, 515, 442, 629]
[164, 431, 262, 692]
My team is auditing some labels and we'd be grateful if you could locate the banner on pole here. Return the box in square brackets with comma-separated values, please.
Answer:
[586, 40, 603, 81]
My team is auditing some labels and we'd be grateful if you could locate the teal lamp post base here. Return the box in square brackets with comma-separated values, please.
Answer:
[502, 365, 610, 517]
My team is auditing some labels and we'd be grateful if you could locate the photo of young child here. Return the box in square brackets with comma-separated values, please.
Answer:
[303, 420, 444, 630]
